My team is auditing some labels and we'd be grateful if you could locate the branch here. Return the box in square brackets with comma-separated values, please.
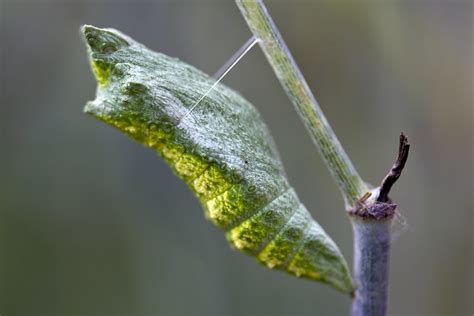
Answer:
[349, 134, 410, 315]
[350, 217, 391, 316]
[235, 0, 369, 205]
[235, 2, 412, 314]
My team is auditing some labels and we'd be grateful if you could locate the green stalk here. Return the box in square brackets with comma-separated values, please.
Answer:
[235, 0, 369, 206]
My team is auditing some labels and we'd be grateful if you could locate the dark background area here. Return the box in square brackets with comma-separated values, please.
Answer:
[1, 0, 472, 315]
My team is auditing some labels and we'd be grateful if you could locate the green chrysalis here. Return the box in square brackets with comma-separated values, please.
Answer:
[82, 25, 353, 294]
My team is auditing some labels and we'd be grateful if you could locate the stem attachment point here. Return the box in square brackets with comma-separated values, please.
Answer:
[348, 133, 409, 220]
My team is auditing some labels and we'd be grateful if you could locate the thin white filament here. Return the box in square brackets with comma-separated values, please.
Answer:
[212, 36, 259, 79]
[178, 36, 260, 124]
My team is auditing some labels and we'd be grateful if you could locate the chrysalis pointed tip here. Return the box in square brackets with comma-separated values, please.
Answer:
[81, 24, 129, 55]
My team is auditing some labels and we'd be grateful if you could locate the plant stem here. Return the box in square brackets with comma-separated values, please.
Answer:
[235, 0, 369, 206]
[350, 217, 391, 316]
[348, 134, 409, 315]
[236, 1, 411, 314]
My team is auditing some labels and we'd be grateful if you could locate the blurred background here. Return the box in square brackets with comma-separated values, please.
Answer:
[1, 0, 472, 315]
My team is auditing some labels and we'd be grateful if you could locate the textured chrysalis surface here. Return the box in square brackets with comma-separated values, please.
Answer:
[82, 25, 353, 294]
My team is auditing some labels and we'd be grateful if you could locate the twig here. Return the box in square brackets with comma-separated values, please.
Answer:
[349, 134, 409, 316]
[235, 0, 369, 205]
[377, 133, 410, 202]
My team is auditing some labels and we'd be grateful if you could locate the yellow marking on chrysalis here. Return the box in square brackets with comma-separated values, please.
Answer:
[206, 187, 247, 227]
[174, 153, 209, 181]
[142, 124, 175, 152]
[287, 256, 322, 279]
[228, 217, 267, 251]
[257, 207, 309, 269]
[91, 61, 111, 86]
[192, 164, 233, 200]
[226, 189, 298, 254]
[161, 143, 185, 161]
[286, 223, 325, 281]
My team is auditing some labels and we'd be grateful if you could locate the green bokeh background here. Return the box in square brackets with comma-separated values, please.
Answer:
[1, 1, 472, 315]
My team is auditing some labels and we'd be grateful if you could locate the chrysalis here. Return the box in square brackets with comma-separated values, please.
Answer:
[82, 25, 353, 294]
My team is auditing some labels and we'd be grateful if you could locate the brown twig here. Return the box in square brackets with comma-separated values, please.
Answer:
[377, 133, 410, 203]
